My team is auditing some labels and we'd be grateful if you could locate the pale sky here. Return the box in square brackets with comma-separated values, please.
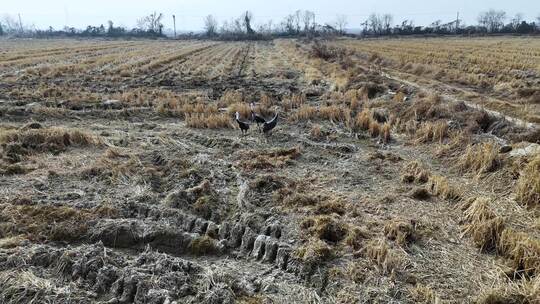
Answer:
[2, 0, 540, 31]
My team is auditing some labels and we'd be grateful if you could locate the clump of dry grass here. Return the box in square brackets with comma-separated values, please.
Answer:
[309, 42, 346, 61]
[384, 219, 417, 246]
[282, 193, 321, 207]
[259, 92, 274, 108]
[193, 195, 220, 220]
[458, 142, 502, 175]
[381, 123, 391, 143]
[185, 113, 232, 129]
[355, 109, 371, 130]
[351, 109, 391, 141]
[0, 235, 26, 249]
[0, 127, 101, 156]
[401, 161, 430, 184]
[219, 90, 244, 106]
[343, 89, 364, 111]
[363, 239, 404, 275]
[0, 163, 31, 175]
[498, 229, 540, 278]
[301, 215, 347, 243]
[515, 155, 540, 207]
[227, 103, 251, 118]
[344, 226, 369, 250]
[319, 105, 348, 122]
[0, 270, 62, 304]
[461, 197, 505, 252]
[119, 69, 131, 77]
[290, 105, 318, 121]
[294, 238, 333, 266]
[368, 121, 381, 138]
[156, 97, 219, 118]
[81, 148, 140, 181]
[428, 175, 462, 201]
[460, 197, 540, 277]
[409, 284, 440, 304]
[0, 204, 116, 242]
[239, 147, 301, 170]
[310, 124, 324, 140]
[282, 93, 306, 110]
[190, 235, 219, 255]
[344, 262, 366, 284]
[393, 91, 407, 102]
[315, 199, 346, 215]
[434, 131, 471, 158]
[476, 278, 539, 304]
[414, 121, 448, 143]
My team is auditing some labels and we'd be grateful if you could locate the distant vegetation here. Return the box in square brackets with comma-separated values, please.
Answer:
[0, 12, 167, 39]
[0, 9, 539, 40]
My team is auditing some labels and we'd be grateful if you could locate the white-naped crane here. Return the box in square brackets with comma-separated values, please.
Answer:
[235, 112, 250, 135]
[250, 102, 266, 130]
[262, 113, 278, 135]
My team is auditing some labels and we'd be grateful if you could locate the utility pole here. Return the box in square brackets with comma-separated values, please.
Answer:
[456, 12, 460, 34]
[173, 15, 176, 39]
[18, 14, 23, 33]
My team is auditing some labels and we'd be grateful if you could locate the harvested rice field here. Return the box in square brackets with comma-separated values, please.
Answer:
[0, 37, 539, 303]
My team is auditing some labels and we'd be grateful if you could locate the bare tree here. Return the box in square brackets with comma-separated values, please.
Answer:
[1, 15, 19, 34]
[282, 14, 296, 35]
[382, 14, 393, 34]
[294, 10, 302, 34]
[220, 20, 230, 34]
[137, 12, 164, 34]
[302, 10, 316, 34]
[258, 20, 274, 35]
[241, 11, 255, 35]
[234, 18, 243, 34]
[1, 14, 35, 35]
[204, 15, 218, 37]
[335, 14, 348, 34]
[220, 17, 244, 36]
[478, 9, 506, 32]
[368, 13, 382, 34]
[510, 13, 524, 30]
[399, 19, 414, 34]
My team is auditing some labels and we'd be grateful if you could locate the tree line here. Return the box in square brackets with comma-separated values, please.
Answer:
[0, 12, 167, 38]
[0, 9, 539, 39]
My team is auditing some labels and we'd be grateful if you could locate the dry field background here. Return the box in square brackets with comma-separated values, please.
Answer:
[0, 37, 539, 303]
[337, 37, 540, 124]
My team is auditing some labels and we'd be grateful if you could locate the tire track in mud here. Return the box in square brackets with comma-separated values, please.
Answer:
[0, 124, 315, 302]
[233, 43, 253, 78]
[88, 127, 302, 271]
